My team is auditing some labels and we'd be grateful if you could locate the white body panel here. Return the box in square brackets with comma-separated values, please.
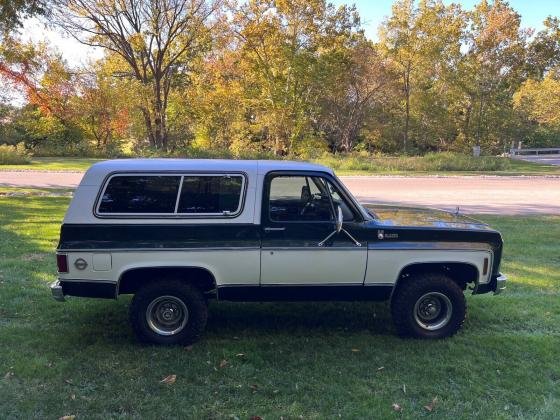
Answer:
[260, 249, 367, 284]
[60, 249, 261, 287]
[365, 249, 492, 285]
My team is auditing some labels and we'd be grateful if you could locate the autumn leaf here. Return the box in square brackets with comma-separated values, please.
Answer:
[59, 416, 76, 420]
[219, 359, 228, 368]
[235, 353, 246, 358]
[250, 384, 258, 393]
[424, 397, 438, 412]
[351, 348, 360, 352]
[392, 403, 402, 412]
[377, 366, 385, 372]
[4, 371, 14, 380]
[250, 416, 262, 420]
[160, 374, 177, 385]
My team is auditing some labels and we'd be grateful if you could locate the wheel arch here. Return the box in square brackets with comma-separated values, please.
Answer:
[391, 261, 479, 300]
[117, 265, 218, 296]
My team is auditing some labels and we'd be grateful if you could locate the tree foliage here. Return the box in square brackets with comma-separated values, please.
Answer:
[1, 0, 560, 157]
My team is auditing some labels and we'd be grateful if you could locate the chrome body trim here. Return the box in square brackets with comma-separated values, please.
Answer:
[495, 273, 507, 295]
[50, 280, 66, 302]
[368, 241, 493, 251]
[57, 247, 261, 253]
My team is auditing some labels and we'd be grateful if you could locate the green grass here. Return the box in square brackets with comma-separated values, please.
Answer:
[315, 152, 560, 176]
[1, 153, 559, 176]
[0, 192, 559, 418]
[0, 157, 102, 171]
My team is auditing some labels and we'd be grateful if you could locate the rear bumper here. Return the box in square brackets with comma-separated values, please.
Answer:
[50, 280, 66, 302]
[474, 272, 507, 295]
[50, 279, 117, 300]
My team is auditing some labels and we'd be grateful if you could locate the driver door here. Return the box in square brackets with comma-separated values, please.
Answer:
[260, 172, 367, 285]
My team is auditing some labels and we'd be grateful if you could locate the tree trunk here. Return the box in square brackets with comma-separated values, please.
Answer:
[151, 77, 168, 149]
[141, 107, 156, 147]
[403, 63, 411, 154]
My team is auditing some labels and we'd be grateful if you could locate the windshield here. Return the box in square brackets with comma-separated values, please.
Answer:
[332, 174, 375, 220]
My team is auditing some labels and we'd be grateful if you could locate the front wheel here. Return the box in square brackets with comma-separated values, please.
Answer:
[130, 280, 208, 345]
[391, 273, 466, 339]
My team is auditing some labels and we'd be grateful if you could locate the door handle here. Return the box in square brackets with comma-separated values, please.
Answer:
[264, 227, 286, 232]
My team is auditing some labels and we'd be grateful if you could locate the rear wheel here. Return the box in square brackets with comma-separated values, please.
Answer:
[130, 279, 208, 345]
[391, 273, 466, 339]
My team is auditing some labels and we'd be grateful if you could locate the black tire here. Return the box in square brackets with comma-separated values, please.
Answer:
[391, 273, 466, 339]
[130, 279, 208, 345]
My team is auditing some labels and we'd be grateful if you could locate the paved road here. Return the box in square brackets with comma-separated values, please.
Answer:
[512, 155, 560, 166]
[1, 170, 559, 215]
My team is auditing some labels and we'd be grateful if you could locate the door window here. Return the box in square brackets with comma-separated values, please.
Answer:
[268, 175, 334, 222]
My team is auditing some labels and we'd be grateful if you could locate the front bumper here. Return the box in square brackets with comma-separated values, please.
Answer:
[494, 273, 507, 295]
[50, 280, 66, 302]
[474, 272, 507, 295]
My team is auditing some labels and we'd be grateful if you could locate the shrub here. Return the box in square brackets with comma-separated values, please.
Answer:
[0, 143, 31, 165]
[313, 151, 512, 173]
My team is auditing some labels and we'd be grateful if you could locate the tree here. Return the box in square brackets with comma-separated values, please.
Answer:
[231, 0, 364, 156]
[459, 0, 527, 152]
[514, 74, 560, 128]
[76, 61, 131, 152]
[379, 0, 464, 153]
[52, 0, 222, 150]
[318, 38, 397, 152]
[526, 17, 560, 79]
[0, 0, 45, 33]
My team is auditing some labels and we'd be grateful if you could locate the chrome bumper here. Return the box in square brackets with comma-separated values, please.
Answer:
[494, 273, 507, 295]
[50, 280, 66, 302]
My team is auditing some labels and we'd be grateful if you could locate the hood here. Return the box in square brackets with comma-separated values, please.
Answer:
[362, 203, 491, 230]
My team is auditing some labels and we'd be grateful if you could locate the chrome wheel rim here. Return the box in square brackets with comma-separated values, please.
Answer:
[146, 295, 189, 336]
[413, 292, 453, 331]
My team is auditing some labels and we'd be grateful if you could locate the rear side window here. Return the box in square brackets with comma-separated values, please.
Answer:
[98, 176, 180, 214]
[96, 173, 245, 216]
[178, 176, 244, 214]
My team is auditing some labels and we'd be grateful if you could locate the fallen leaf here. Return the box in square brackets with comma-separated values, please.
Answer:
[424, 397, 438, 412]
[160, 375, 177, 385]
[250, 416, 262, 420]
[351, 348, 360, 352]
[70, 394, 76, 400]
[392, 403, 402, 412]
[4, 371, 13, 379]
[64, 379, 73, 385]
[249, 384, 258, 392]
[184, 345, 193, 352]
[377, 366, 385, 372]
[235, 353, 245, 358]
[402, 384, 406, 394]
[219, 359, 228, 368]
[59, 416, 76, 420]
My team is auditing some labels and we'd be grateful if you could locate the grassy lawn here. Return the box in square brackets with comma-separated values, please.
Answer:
[0, 192, 558, 418]
[0, 157, 103, 172]
[0, 155, 559, 176]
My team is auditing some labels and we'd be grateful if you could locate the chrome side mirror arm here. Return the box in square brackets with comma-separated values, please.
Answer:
[318, 205, 362, 247]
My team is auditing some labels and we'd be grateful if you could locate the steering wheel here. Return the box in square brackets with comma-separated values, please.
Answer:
[300, 193, 325, 216]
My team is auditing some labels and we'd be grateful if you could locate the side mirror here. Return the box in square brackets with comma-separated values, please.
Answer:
[336, 205, 343, 233]
[318, 204, 361, 247]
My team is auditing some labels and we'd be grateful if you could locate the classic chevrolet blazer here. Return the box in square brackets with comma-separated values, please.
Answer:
[51, 159, 506, 344]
